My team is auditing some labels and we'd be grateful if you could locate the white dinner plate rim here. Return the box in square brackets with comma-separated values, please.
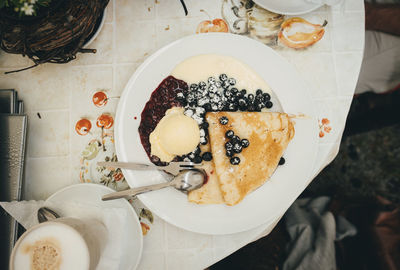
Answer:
[115, 33, 319, 235]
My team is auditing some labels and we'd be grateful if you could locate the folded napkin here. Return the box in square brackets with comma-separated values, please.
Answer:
[0, 200, 127, 270]
[283, 196, 357, 270]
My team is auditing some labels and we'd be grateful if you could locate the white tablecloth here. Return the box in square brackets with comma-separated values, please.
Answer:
[0, 0, 364, 269]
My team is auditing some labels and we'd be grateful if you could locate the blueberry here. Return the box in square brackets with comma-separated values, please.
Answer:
[222, 81, 230, 89]
[231, 135, 240, 144]
[233, 143, 242, 153]
[228, 78, 236, 85]
[225, 130, 234, 138]
[238, 98, 247, 107]
[256, 94, 264, 103]
[279, 157, 285, 165]
[240, 89, 247, 96]
[184, 109, 194, 117]
[265, 101, 273, 109]
[226, 150, 234, 157]
[208, 77, 216, 84]
[215, 81, 222, 88]
[256, 89, 263, 96]
[200, 121, 209, 129]
[200, 137, 208, 145]
[230, 156, 240, 165]
[193, 155, 203, 164]
[203, 103, 212, 112]
[188, 152, 195, 159]
[217, 102, 225, 111]
[225, 141, 233, 151]
[239, 105, 247, 111]
[263, 93, 271, 101]
[247, 104, 255, 111]
[231, 87, 238, 94]
[202, 152, 212, 161]
[176, 92, 185, 99]
[197, 98, 209, 107]
[193, 146, 201, 155]
[190, 84, 199, 91]
[241, 139, 249, 148]
[211, 104, 218, 111]
[180, 99, 188, 106]
[254, 102, 263, 112]
[248, 94, 254, 101]
[211, 95, 221, 104]
[208, 85, 217, 93]
[219, 74, 228, 81]
[224, 89, 232, 97]
[199, 81, 206, 90]
[187, 92, 195, 101]
[228, 103, 238, 112]
[228, 96, 237, 103]
[219, 116, 229, 125]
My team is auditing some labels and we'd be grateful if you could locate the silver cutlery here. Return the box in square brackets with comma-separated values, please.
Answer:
[97, 161, 198, 176]
[37, 207, 60, 223]
[101, 168, 206, 201]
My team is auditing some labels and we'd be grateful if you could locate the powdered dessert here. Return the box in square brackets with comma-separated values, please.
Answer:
[138, 54, 295, 205]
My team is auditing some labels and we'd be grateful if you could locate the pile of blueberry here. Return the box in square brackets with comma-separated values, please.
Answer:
[220, 116, 249, 165]
[177, 74, 273, 115]
[176, 74, 271, 164]
[184, 146, 212, 164]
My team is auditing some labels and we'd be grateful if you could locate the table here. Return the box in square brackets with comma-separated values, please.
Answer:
[0, 0, 365, 269]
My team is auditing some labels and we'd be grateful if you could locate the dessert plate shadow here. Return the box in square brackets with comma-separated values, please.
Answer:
[115, 33, 319, 235]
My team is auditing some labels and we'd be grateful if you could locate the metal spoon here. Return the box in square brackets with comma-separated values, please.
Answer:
[102, 168, 206, 201]
[37, 207, 60, 223]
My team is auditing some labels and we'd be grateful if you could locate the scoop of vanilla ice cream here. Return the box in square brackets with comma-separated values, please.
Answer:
[150, 107, 200, 162]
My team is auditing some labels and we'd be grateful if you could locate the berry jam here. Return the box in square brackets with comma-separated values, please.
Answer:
[138, 76, 188, 165]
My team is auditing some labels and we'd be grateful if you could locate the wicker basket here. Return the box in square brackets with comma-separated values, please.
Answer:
[0, 0, 109, 73]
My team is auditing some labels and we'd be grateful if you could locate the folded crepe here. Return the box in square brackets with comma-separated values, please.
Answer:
[188, 144, 224, 204]
[205, 112, 295, 206]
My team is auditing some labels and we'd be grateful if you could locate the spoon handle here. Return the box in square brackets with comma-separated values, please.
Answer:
[102, 181, 172, 201]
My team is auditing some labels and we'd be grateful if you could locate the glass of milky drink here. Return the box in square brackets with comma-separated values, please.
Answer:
[9, 217, 107, 270]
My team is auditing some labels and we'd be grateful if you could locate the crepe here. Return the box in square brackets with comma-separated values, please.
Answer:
[188, 144, 224, 204]
[206, 112, 295, 206]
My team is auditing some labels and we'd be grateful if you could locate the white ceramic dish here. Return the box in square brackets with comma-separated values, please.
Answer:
[46, 183, 143, 270]
[253, 0, 322, 15]
[115, 33, 319, 235]
[83, 9, 106, 47]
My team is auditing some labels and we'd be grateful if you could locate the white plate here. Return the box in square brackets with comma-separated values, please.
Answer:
[46, 183, 143, 270]
[84, 9, 106, 47]
[115, 33, 319, 235]
[253, 0, 322, 15]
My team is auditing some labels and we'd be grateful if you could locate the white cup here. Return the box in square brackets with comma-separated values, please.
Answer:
[9, 217, 108, 270]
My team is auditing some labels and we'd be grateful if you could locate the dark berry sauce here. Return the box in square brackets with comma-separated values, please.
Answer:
[138, 76, 188, 165]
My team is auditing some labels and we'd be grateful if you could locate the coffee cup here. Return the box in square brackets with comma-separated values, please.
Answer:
[9, 217, 107, 270]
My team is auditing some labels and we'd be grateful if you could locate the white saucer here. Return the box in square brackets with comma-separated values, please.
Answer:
[253, 0, 322, 15]
[46, 183, 143, 270]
